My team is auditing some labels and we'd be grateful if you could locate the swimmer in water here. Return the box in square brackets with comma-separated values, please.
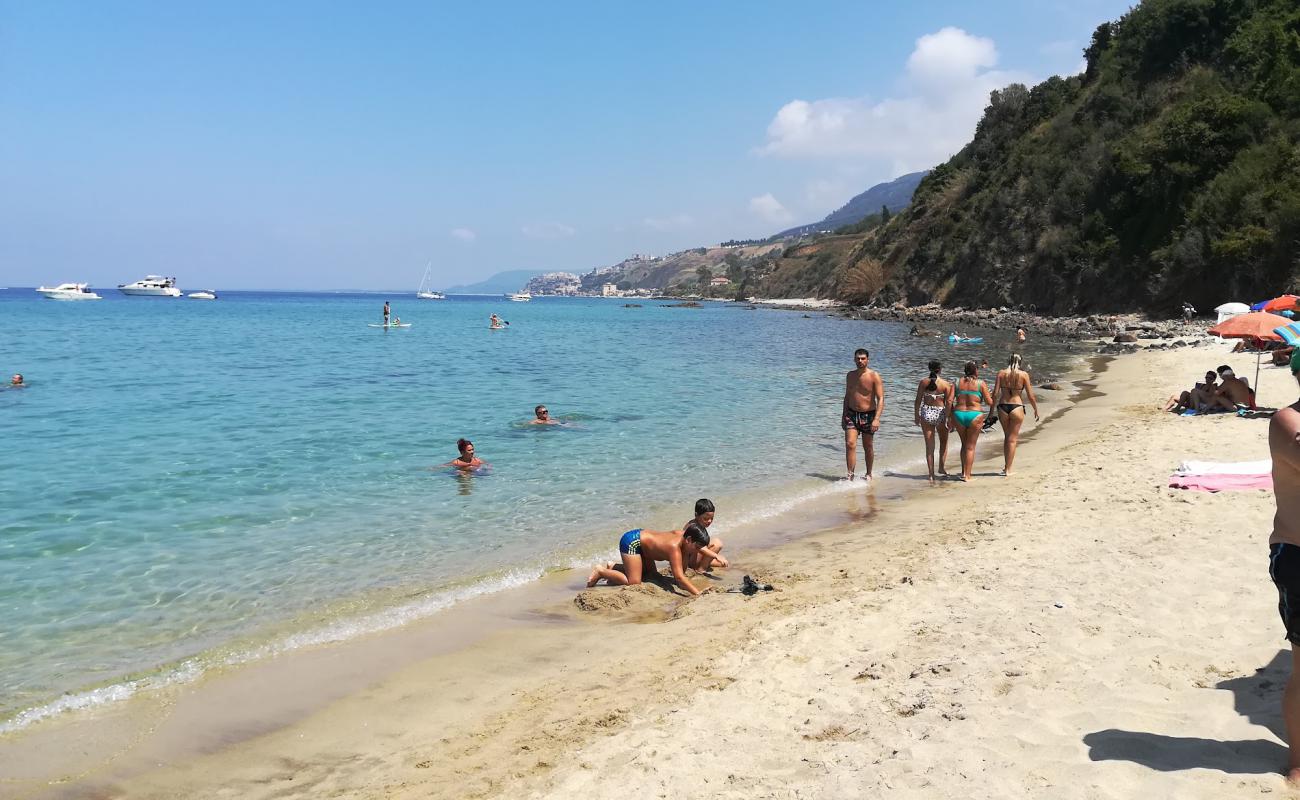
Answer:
[10, 374, 24, 387]
[445, 438, 486, 470]
[530, 405, 561, 425]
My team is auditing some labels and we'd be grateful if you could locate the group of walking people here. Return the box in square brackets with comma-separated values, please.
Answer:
[911, 354, 1040, 482]
[842, 349, 1039, 485]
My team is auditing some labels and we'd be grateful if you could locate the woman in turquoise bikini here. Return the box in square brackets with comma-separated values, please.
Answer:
[948, 360, 992, 482]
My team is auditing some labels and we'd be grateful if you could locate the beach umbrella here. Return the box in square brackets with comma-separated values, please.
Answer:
[1214, 302, 1250, 325]
[1208, 311, 1291, 391]
[1276, 321, 1300, 348]
[1263, 294, 1300, 313]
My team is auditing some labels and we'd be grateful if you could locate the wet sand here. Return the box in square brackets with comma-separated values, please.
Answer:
[7, 341, 1292, 799]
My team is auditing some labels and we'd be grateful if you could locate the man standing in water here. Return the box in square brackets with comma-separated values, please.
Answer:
[1270, 350, 1300, 781]
[383, 301, 390, 326]
[842, 348, 884, 481]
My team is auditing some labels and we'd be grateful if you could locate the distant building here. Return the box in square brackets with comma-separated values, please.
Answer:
[525, 271, 581, 295]
[710, 276, 731, 286]
[601, 283, 618, 297]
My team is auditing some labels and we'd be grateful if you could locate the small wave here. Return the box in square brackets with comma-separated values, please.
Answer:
[0, 568, 542, 735]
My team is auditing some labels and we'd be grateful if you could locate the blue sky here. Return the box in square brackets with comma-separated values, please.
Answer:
[0, 0, 1133, 291]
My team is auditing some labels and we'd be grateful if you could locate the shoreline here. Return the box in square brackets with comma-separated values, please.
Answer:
[11, 337, 1290, 799]
[3, 342, 1097, 797]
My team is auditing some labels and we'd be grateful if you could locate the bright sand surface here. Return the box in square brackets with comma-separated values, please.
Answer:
[8, 342, 1295, 799]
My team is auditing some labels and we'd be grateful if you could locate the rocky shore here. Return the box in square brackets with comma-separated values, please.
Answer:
[758, 301, 1215, 354]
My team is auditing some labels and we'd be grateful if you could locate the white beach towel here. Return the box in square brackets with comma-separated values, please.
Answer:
[1173, 459, 1272, 476]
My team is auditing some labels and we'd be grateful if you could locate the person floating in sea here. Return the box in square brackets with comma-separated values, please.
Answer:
[10, 373, 24, 388]
[683, 498, 727, 573]
[949, 360, 992, 482]
[842, 348, 884, 482]
[383, 301, 390, 326]
[991, 354, 1040, 476]
[529, 405, 560, 425]
[446, 438, 486, 470]
[490, 313, 506, 330]
[1016, 326, 1027, 343]
[585, 522, 716, 597]
[913, 360, 953, 484]
[1268, 349, 1300, 782]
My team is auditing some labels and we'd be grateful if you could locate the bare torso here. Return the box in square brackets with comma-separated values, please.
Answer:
[845, 368, 880, 412]
[919, 377, 952, 407]
[954, 376, 988, 411]
[996, 368, 1030, 403]
[1270, 403, 1300, 546]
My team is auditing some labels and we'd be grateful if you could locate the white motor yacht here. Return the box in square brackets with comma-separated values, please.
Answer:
[118, 275, 182, 297]
[507, 291, 532, 302]
[36, 283, 102, 300]
[187, 290, 218, 300]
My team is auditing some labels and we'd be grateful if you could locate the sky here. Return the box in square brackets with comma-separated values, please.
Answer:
[0, 0, 1135, 291]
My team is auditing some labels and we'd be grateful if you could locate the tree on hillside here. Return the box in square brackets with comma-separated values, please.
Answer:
[724, 253, 743, 283]
[880, 205, 891, 225]
[696, 266, 713, 286]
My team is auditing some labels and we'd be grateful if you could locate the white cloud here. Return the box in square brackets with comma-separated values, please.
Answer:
[757, 27, 1032, 174]
[450, 227, 477, 243]
[804, 177, 853, 208]
[521, 222, 576, 240]
[749, 193, 793, 224]
[642, 214, 694, 232]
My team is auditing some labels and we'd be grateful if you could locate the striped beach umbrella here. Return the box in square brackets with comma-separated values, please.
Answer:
[1276, 321, 1300, 347]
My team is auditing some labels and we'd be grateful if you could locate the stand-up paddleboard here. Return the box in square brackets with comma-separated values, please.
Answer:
[489, 325, 506, 330]
[369, 323, 413, 328]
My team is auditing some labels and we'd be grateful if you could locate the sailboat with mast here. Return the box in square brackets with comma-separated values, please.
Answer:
[416, 263, 445, 300]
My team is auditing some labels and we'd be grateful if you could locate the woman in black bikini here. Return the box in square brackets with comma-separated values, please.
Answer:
[913, 360, 953, 484]
[992, 354, 1040, 476]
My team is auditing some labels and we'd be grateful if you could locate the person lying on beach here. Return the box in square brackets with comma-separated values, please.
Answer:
[913, 360, 953, 484]
[446, 438, 485, 470]
[1266, 349, 1300, 782]
[991, 354, 1040, 476]
[683, 498, 727, 573]
[529, 404, 561, 425]
[585, 522, 715, 597]
[1163, 371, 1220, 413]
[949, 361, 992, 482]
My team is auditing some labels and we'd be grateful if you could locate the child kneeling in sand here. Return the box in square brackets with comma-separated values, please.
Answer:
[684, 498, 728, 573]
[586, 522, 719, 597]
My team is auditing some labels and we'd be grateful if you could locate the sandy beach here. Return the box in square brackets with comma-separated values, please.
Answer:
[9, 339, 1293, 799]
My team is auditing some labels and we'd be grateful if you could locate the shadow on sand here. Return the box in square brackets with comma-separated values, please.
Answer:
[1083, 650, 1289, 776]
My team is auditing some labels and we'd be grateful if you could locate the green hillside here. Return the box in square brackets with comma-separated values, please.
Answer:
[791, 0, 1300, 313]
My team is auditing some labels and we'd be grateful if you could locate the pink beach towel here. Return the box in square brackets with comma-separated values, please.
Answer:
[1167, 473, 1273, 492]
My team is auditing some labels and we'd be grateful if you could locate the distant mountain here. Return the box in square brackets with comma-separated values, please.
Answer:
[444, 270, 548, 295]
[775, 171, 929, 239]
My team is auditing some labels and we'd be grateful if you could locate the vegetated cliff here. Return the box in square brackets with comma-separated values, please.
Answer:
[787, 0, 1300, 313]
[582, 243, 783, 295]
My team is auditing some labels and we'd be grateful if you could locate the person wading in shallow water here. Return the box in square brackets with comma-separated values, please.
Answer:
[1268, 349, 1300, 782]
[841, 348, 884, 482]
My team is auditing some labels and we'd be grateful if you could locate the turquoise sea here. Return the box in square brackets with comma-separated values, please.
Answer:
[0, 289, 1084, 731]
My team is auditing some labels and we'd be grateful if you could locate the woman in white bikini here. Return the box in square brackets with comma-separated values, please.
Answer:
[991, 354, 1040, 476]
[913, 359, 954, 484]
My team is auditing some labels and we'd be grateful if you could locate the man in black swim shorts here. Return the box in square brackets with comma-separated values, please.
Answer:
[1268, 349, 1300, 781]
[841, 348, 884, 481]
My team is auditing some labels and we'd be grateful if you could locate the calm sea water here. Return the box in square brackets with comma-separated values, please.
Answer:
[0, 289, 1084, 729]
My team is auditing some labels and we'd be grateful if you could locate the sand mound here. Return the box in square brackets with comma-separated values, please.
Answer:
[573, 584, 672, 616]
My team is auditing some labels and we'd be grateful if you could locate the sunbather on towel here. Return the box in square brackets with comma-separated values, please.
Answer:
[1211, 365, 1255, 410]
[1164, 371, 1220, 413]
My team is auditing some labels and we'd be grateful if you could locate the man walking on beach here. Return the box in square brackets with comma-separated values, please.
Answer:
[1269, 349, 1300, 781]
[842, 348, 884, 481]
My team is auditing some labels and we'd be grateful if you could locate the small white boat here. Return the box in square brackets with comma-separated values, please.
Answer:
[508, 291, 531, 302]
[187, 290, 218, 300]
[119, 275, 182, 297]
[416, 263, 445, 300]
[36, 283, 102, 300]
